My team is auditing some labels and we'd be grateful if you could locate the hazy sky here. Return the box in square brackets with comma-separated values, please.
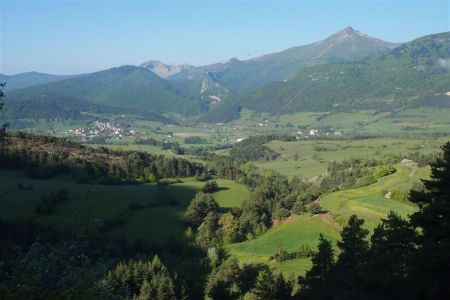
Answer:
[1, 0, 449, 75]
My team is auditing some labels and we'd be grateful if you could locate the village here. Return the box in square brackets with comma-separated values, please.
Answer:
[65, 121, 135, 142]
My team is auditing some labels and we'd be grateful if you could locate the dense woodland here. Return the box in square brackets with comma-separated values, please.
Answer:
[0, 132, 205, 183]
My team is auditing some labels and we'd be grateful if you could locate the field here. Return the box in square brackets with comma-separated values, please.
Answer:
[252, 137, 446, 179]
[232, 108, 450, 138]
[228, 162, 429, 277]
[229, 215, 341, 277]
[0, 169, 249, 245]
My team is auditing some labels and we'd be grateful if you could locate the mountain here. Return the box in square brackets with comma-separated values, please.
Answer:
[0, 72, 73, 91]
[169, 27, 398, 92]
[6, 65, 202, 119]
[170, 72, 232, 111]
[139, 60, 193, 78]
[204, 32, 450, 122]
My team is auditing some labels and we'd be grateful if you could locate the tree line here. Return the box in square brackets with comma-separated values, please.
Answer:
[0, 132, 205, 184]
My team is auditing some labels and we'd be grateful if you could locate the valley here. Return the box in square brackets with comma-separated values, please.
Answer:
[1, 15, 449, 299]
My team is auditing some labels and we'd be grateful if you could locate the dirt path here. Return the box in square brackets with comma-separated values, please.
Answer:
[318, 213, 342, 229]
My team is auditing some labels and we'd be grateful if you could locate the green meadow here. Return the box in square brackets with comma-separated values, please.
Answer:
[252, 137, 445, 179]
[228, 163, 429, 277]
[0, 169, 249, 245]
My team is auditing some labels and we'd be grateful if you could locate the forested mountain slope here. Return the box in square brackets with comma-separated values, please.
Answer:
[204, 32, 450, 122]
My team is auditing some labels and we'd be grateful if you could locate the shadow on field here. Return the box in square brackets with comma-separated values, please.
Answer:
[214, 186, 230, 192]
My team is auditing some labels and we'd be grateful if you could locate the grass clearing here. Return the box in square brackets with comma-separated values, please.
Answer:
[0, 170, 248, 245]
[253, 137, 445, 179]
[228, 163, 429, 276]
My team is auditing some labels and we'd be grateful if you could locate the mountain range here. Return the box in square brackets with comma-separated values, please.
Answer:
[1, 27, 449, 124]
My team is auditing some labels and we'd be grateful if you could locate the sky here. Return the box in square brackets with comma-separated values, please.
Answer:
[0, 0, 449, 75]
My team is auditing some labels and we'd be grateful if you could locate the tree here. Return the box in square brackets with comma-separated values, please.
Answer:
[143, 166, 157, 183]
[184, 192, 219, 228]
[219, 212, 239, 243]
[409, 142, 450, 298]
[365, 211, 418, 298]
[307, 202, 322, 215]
[205, 258, 242, 299]
[337, 215, 369, 267]
[332, 215, 369, 299]
[97, 256, 177, 300]
[299, 234, 335, 298]
[0, 82, 8, 141]
[202, 180, 218, 193]
[197, 211, 220, 244]
[251, 268, 292, 300]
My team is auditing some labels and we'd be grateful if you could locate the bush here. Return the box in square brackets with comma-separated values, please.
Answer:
[373, 165, 396, 178]
[202, 180, 219, 193]
[390, 190, 409, 202]
[274, 207, 290, 220]
[292, 202, 306, 215]
[355, 175, 377, 188]
[308, 202, 322, 215]
[35, 189, 69, 215]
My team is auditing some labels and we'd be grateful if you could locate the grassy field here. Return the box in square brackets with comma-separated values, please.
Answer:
[232, 108, 450, 137]
[229, 214, 341, 276]
[0, 170, 249, 245]
[228, 163, 429, 277]
[252, 137, 446, 179]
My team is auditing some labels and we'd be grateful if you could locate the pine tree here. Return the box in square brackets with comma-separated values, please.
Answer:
[205, 258, 242, 299]
[251, 268, 292, 300]
[332, 215, 369, 299]
[409, 142, 450, 298]
[298, 234, 335, 298]
[366, 211, 418, 298]
[251, 268, 277, 300]
[0, 82, 8, 140]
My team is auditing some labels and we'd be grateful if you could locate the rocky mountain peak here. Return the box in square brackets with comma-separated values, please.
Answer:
[139, 60, 193, 78]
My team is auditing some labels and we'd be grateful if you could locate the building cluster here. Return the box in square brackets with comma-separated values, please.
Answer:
[296, 128, 343, 139]
[66, 121, 135, 141]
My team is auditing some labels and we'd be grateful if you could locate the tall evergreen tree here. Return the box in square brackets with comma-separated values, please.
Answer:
[0, 82, 8, 140]
[298, 234, 335, 299]
[365, 211, 418, 298]
[332, 215, 369, 299]
[205, 258, 242, 300]
[409, 142, 450, 299]
[251, 268, 292, 300]
[184, 192, 219, 228]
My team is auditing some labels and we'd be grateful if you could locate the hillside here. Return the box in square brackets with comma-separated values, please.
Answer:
[0, 72, 73, 91]
[229, 163, 427, 276]
[6, 66, 203, 118]
[205, 32, 450, 121]
[169, 27, 397, 92]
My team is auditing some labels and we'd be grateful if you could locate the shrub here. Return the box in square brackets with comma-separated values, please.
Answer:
[308, 202, 322, 215]
[202, 180, 219, 193]
[390, 190, 409, 202]
[355, 175, 377, 188]
[373, 165, 396, 178]
[35, 189, 69, 215]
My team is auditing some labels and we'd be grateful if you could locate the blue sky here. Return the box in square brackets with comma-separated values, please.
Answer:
[1, 0, 449, 75]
